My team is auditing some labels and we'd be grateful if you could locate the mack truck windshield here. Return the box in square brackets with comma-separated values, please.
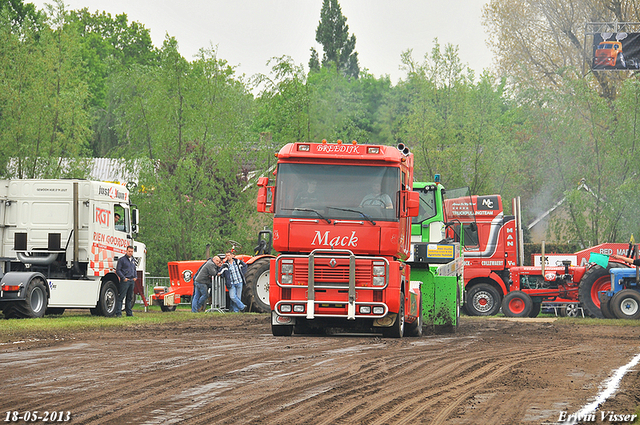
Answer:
[258, 141, 421, 337]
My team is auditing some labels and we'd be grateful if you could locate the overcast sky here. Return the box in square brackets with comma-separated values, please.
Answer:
[30, 0, 493, 84]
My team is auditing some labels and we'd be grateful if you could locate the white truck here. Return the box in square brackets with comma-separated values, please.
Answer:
[0, 179, 144, 318]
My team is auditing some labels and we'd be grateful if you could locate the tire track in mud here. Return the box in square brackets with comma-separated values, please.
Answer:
[82, 339, 565, 424]
[74, 337, 291, 424]
[253, 345, 579, 425]
[3, 317, 639, 425]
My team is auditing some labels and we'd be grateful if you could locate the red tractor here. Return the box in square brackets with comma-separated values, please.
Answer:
[502, 258, 628, 318]
[152, 230, 274, 312]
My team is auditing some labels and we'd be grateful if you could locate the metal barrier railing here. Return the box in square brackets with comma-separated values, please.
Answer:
[206, 276, 227, 313]
[141, 276, 227, 312]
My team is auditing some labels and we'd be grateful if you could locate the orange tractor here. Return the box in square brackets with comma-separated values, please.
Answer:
[152, 230, 274, 312]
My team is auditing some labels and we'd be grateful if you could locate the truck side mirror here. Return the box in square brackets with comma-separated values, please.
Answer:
[257, 178, 275, 213]
[399, 190, 419, 218]
[406, 191, 419, 217]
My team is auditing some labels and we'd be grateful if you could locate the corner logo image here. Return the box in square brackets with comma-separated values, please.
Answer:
[477, 196, 499, 211]
[98, 186, 129, 202]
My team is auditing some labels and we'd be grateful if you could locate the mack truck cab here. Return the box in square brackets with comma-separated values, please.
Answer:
[258, 141, 421, 337]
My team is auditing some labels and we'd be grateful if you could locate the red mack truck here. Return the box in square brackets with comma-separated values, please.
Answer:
[257, 140, 421, 337]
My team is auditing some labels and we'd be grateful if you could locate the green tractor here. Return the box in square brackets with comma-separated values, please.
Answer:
[406, 176, 470, 331]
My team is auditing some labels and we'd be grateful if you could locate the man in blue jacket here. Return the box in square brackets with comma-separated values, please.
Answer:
[115, 245, 137, 317]
[220, 250, 247, 312]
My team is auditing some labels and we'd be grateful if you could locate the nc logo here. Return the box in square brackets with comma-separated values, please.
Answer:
[481, 198, 494, 209]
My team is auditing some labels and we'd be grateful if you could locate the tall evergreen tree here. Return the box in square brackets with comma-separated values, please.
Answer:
[313, 0, 359, 79]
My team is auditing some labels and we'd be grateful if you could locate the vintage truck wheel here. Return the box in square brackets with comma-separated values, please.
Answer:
[383, 297, 404, 338]
[98, 281, 118, 317]
[611, 289, 640, 320]
[404, 302, 423, 337]
[501, 291, 533, 317]
[243, 258, 271, 313]
[464, 283, 501, 316]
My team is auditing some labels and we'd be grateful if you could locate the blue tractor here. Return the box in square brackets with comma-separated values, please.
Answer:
[598, 245, 640, 319]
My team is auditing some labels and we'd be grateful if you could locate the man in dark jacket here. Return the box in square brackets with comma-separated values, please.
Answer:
[115, 245, 137, 317]
[192, 256, 223, 312]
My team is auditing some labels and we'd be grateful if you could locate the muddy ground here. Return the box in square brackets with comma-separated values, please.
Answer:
[1, 314, 640, 425]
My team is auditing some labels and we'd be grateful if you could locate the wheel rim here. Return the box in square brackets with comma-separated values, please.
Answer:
[256, 270, 270, 305]
[30, 285, 45, 313]
[620, 297, 639, 316]
[590, 276, 611, 309]
[473, 291, 494, 313]
[565, 303, 579, 317]
[105, 288, 116, 314]
[508, 297, 525, 314]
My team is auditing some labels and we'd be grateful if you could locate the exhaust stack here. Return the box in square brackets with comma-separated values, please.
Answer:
[397, 143, 410, 156]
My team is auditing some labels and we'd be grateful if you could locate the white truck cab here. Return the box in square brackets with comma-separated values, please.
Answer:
[0, 179, 144, 318]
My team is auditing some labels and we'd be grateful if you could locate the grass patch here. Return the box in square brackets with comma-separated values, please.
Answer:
[555, 317, 640, 326]
[0, 305, 255, 343]
[462, 313, 640, 327]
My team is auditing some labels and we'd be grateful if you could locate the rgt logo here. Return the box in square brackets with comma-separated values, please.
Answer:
[311, 231, 358, 247]
[96, 207, 111, 226]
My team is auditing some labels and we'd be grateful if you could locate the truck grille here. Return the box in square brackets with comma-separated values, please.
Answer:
[293, 258, 373, 286]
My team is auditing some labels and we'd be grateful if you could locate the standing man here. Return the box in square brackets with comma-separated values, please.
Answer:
[220, 250, 247, 312]
[192, 256, 223, 312]
[115, 245, 137, 317]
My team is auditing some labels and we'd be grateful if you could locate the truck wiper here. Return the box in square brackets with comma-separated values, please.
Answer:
[283, 208, 331, 224]
[327, 207, 376, 225]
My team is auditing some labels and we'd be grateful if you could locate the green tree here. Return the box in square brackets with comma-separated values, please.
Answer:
[0, 0, 91, 178]
[395, 41, 525, 197]
[109, 39, 261, 273]
[68, 8, 158, 157]
[313, 0, 359, 79]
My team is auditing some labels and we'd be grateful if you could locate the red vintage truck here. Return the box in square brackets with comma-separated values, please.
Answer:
[446, 194, 627, 317]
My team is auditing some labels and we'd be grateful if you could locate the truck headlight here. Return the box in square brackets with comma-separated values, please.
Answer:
[373, 265, 385, 276]
[373, 276, 385, 286]
[373, 306, 384, 314]
[282, 264, 293, 274]
[281, 274, 293, 284]
[280, 304, 292, 313]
